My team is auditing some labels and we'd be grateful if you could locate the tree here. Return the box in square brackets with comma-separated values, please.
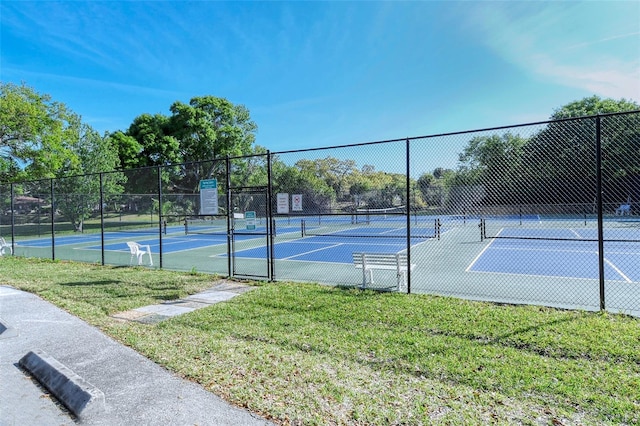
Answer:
[348, 167, 406, 209]
[293, 157, 357, 201]
[0, 82, 79, 181]
[272, 159, 335, 213]
[118, 96, 259, 195]
[108, 131, 143, 170]
[550, 96, 639, 119]
[126, 113, 181, 167]
[53, 124, 124, 231]
[456, 133, 527, 205]
[169, 96, 256, 162]
[522, 96, 640, 206]
[417, 172, 441, 207]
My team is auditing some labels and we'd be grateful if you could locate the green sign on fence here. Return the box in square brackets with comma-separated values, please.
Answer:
[245, 211, 256, 230]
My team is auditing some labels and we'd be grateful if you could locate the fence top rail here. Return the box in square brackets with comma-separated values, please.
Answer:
[1, 110, 638, 186]
[272, 110, 640, 156]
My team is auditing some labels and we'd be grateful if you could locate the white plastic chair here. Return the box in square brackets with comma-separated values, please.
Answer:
[0, 237, 12, 256]
[126, 242, 153, 266]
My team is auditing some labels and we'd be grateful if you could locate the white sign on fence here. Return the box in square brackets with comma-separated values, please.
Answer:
[199, 179, 218, 215]
[292, 194, 303, 211]
[277, 193, 289, 214]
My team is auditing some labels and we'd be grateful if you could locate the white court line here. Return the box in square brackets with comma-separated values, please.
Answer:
[603, 257, 633, 283]
[466, 229, 501, 272]
[487, 245, 597, 255]
[570, 228, 583, 239]
[467, 268, 632, 282]
[282, 242, 345, 260]
[288, 239, 404, 248]
[469, 230, 637, 283]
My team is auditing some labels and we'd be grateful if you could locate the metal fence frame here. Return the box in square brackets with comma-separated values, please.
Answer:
[1, 110, 639, 315]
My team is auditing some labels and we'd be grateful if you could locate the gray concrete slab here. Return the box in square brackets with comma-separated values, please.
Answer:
[0, 285, 274, 426]
[134, 303, 196, 316]
[185, 291, 240, 304]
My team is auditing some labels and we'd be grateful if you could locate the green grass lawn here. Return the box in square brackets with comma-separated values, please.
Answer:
[1, 257, 638, 425]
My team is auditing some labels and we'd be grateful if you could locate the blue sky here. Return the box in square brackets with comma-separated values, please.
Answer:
[1, 1, 639, 174]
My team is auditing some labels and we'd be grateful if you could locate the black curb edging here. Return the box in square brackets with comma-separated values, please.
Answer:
[18, 349, 105, 419]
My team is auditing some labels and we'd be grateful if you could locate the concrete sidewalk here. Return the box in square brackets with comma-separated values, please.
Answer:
[0, 284, 274, 425]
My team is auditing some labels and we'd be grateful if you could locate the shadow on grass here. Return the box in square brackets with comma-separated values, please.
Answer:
[61, 279, 123, 286]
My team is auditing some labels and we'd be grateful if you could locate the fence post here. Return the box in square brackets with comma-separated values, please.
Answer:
[99, 173, 105, 266]
[595, 115, 605, 311]
[405, 138, 411, 294]
[225, 156, 232, 277]
[267, 151, 275, 281]
[157, 165, 163, 269]
[10, 183, 15, 256]
[50, 179, 55, 260]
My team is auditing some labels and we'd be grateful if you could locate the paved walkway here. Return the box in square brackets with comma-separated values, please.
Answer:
[0, 283, 273, 425]
[110, 281, 255, 324]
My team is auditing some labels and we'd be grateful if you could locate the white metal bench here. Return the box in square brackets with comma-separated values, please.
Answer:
[352, 252, 415, 291]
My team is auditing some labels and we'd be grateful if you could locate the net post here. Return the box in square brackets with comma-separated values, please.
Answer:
[519, 206, 522, 225]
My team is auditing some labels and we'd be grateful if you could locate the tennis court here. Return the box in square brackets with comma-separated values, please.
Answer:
[15, 215, 640, 282]
[466, 219, 640, 282]
[231, 234, 428, 264]
[16, 224, 302, 254]
[207, 214, 438, 264]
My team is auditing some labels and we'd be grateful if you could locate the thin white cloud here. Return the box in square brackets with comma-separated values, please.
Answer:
[3, 67, 187, 99]
[529, 55, 640, 100]
[466, 2, 640, 101]
[565, 31, 640, 50]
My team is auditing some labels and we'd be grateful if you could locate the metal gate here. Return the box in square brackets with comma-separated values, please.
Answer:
[228, 185, 273, 279]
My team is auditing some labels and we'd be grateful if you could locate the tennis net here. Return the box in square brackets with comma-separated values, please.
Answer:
[302, 217, 440, 239]
[353, 206, 406, 224]
[184, 217, 227, 235]
[480, 217, 640, 242]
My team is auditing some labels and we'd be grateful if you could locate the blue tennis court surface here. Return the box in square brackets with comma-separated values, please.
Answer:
[15, 226, 276, 253]
[231, 235, 431, 264]
[16, 230, 159, 247]
[469, 228, 640, 282]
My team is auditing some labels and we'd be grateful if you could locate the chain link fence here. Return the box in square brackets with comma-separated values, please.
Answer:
[1, 111, 639, 316]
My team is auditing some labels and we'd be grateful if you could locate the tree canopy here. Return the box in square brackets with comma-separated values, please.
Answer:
[3, 84, 638, 217]
[1, 82, 80, 181]
[446, 96, 640, 210]
[113, 96, 258, 170]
